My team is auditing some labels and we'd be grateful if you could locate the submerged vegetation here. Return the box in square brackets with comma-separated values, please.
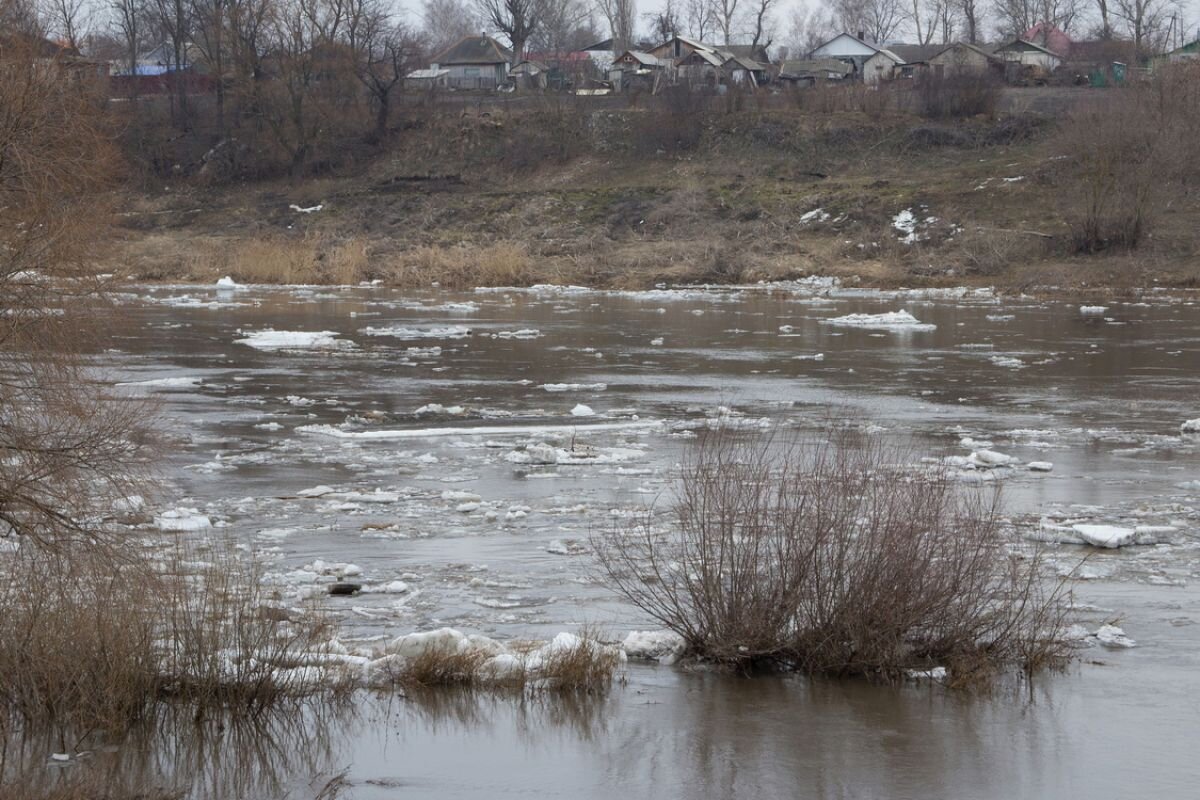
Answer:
[596, 430, 1073, 687]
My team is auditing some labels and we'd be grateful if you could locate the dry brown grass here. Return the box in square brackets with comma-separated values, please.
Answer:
[0, 539, 343, 746]
[595, 429, 1073, 686]
[190, 235, 372, 285]
[382, 241, 544, 289]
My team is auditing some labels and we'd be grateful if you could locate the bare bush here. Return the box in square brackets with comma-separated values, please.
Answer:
[595, 431, 1071, 685]
[1054, 64, 1200, 252]
[1, 36, 149, 551]
[911, 72, 1001, 119]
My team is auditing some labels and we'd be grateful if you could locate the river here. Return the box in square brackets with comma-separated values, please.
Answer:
[90, 281, 1200, 798]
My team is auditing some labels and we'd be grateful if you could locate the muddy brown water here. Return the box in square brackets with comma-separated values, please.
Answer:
[58, 283, 1200, 796]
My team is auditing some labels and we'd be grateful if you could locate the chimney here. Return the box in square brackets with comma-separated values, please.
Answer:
[857, 30, 866, 42]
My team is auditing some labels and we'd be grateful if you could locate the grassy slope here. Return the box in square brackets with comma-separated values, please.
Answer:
[110, 105, 1200, 292]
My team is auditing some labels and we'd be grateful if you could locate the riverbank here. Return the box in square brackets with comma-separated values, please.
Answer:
[108, 106, 1200, 294]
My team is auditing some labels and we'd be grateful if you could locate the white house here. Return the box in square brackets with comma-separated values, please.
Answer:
[993, 38, 1063, 72]
[863, 49, 903, 84]
[428, 35, 514, 89]
[810, 32, 881, 75]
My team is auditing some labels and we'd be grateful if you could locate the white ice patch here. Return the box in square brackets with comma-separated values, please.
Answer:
[298, 420, 660, 440]
[215, 276, 241, 289]
[1094, 625, 1136, 648]
[571, 404, 595, 417]
[235, 329, 353, 351]
[540, 383, 607, 392]
[1079, 305, 1108, 315]
[1072, 524, 1136, 549]
[492, 329, 542, 339]
[359, 325, 470, 340]
[1181, 419, 1200, 434]
[117, 376, 203, 389]
[289, 203, 323, 213]
[893, 209, 923, 244]
[823, 310, 936, 332]
[622, 630, 687, 665]
[156, 507, 212, 532]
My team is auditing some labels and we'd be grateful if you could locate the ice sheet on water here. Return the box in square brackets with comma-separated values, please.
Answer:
[1072, 524, 1137, 549]
[235, 329, 353, 351]
[360, 325, 471, 340]
[156, 507, 212, 532]
[622, 630, 687, 665]
[297, 420, 661, 440]
[540, 383, 607, 392]
[117, 376, 203, 388]
[823, 310, 936, 332]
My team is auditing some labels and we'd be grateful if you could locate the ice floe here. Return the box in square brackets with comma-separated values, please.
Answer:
[540, 383, 607, 392]
[235, 329, 353, 351]
[622, 630, 687, 665]
[823, 310, 936, 332]
[155, 507, 212, 532]
[359, 325, 471, 340]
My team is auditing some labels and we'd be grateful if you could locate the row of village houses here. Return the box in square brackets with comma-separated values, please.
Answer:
[5, 24, 1197, 98]
[411, 26, 1200, 94]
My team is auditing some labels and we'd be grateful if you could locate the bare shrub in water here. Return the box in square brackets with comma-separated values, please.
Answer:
[595, 431, 1071, 685]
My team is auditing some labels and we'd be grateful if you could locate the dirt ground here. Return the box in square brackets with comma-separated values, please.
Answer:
[108, 103, 1200, 293]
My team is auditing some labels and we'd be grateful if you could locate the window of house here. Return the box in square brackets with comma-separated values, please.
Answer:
[465, 67, 480, 77]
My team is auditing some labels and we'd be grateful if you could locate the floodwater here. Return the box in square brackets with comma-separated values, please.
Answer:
[80, 281, 1200, 797]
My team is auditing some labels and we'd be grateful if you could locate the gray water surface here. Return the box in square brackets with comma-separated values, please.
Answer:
[86, 282, 1200, 798]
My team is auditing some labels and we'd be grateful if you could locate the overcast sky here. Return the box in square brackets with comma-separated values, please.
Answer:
[393, 0, 1200, 51]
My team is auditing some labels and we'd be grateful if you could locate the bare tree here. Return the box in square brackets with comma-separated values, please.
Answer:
[529, 0, 592, 53]
[1114, 0, 1169, 54]
[748, 0, 776, 49]
[0, 0, 42, 31]
[191, 0, 229, 130]
[595, 0, 635, 51]
[909, 0, 950, 43]
[346, 0, 415, 138]
[956, 0, 980, 41]
[684, 0, 715, 41]
[711, 0, 739, 43]
[422, 0, 478, 53]
[0, 35, 149, 553]
[786, 4, 837, 55]
[993, 0, 1080, 38]
[45, 0, 93, 49]
[646, 0, 680, 43]
[833, 0, 904, 43]
[148, 0, 193, 127]
[110, 0, 147, 77]
[477, 0, 541, 63]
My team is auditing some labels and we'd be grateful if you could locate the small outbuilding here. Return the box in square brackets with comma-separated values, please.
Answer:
[994, 38, 1063, 72]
